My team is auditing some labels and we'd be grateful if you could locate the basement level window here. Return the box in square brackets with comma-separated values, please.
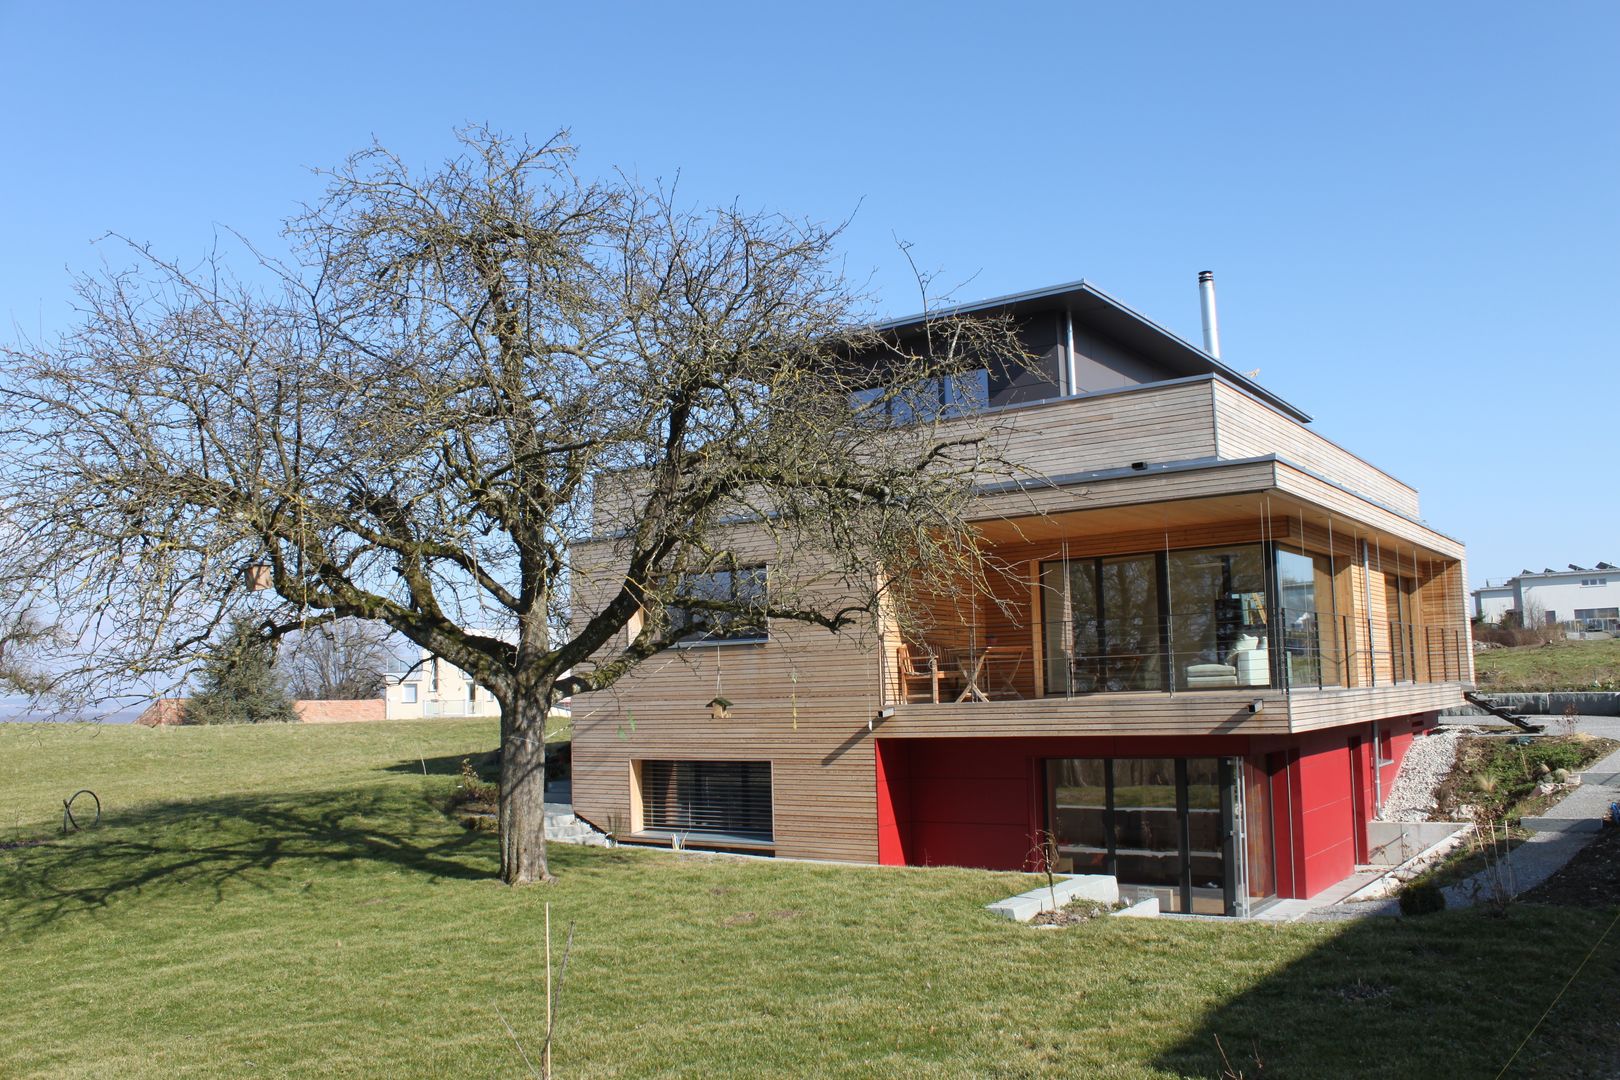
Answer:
[639, 760, 773, 843]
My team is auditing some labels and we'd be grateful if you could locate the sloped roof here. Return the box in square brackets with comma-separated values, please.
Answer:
[871, 278, 1310, 423]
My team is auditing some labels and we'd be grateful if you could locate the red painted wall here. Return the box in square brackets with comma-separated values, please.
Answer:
[874, 739, 910, 866]
[874, 713, 1439, 900]
[876, 734, 1267, 873]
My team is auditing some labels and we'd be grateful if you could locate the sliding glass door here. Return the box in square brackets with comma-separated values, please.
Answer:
[1047, 756, 1239, 915]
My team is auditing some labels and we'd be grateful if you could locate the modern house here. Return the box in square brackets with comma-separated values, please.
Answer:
[384, 647, 502, 720]
[567, 276, 1472, 916]
[1472, 565, 1620, 631]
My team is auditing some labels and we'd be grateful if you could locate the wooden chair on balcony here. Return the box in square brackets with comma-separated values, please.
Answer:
[897, 644, 955, 704]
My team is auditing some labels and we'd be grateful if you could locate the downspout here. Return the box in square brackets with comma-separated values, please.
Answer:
[1371, 719, 1383, 812]
[1064, 307, 1079, 396]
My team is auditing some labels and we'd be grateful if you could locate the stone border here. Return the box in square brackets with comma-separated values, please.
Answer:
[986, 874, 1120, 921]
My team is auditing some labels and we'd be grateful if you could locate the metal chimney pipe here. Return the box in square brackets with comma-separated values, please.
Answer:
[1198, 270, 1221, 359]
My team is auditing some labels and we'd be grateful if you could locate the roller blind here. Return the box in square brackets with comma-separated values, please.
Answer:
[641, 760, 773, 842]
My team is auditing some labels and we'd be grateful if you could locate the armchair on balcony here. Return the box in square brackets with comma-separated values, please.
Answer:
[897, 644, 958, 704]
[1183, 634, 1270, 689]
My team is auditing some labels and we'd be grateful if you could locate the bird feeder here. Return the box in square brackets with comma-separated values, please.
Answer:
[245, 563, 273, 591]
[706, 696, 734, 721]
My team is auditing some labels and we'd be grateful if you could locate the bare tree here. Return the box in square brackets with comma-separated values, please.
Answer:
[0, 610, 55, 697]
[278, 619, 394, 700]
[0, 127, 1024, 883]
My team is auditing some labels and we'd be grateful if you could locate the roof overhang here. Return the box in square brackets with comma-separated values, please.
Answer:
[871, 278, 1311, 423]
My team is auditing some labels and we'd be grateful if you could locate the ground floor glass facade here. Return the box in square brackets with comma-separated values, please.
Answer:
[1046, 756, 1276, 915]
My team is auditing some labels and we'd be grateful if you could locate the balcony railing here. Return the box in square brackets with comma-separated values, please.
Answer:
[1271, 611, 1468, 690]
[886, 610, 1470, 705]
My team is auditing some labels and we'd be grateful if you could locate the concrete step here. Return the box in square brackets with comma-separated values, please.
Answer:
[1520, 815, 1603, 833]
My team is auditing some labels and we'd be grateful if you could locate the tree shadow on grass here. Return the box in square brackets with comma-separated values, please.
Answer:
[0, 784, 497, 935]
[383, 749, 499, 777]
[1151, 905, 1620, 1079]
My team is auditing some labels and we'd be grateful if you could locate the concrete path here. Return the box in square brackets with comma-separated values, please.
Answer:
[1440, 713, 1620, 740]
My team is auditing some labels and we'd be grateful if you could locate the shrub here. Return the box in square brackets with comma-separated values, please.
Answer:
[1399, 876, 1446, 916]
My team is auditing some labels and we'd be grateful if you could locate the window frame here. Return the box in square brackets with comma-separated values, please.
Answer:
[668, 565, 770, 648]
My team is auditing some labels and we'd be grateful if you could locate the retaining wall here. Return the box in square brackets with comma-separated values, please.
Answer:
[1445, 692, 1620, 718]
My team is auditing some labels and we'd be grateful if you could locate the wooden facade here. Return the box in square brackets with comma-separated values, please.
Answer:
[567, 292, 1471, 881]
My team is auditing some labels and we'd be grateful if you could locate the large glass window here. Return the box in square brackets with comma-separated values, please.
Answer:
[1043, 544, 1267, 694]
[1047, 756, 1239, 915]
[639, 760, 773, 842]
[1167, 545, 1269, 690]
[1276, 548, 1336, 688]
[669, 566, 768, 645]
[1041, 554, 1161, 692]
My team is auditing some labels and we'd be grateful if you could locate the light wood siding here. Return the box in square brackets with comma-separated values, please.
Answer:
[1288, 683, 1461, 731]
[1272, 463, 1463, 559]
[1212, 380, 1420, 517]
[955, 379, 1219, 480]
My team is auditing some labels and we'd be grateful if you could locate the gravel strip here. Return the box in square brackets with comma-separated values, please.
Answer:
[1379, 728, 1471, 822]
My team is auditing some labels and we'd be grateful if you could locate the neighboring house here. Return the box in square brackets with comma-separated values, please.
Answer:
[1473, 565, 1620, 630]
[384, 648, 502, 720]
[1472, 583, 1516, 625]
[134, 697, 384, 725]
[567, 277, 1473, 916]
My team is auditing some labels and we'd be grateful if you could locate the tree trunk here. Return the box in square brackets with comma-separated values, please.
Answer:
[498, 691, 552, 884]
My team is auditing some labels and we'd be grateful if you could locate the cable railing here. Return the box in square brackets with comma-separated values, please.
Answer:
[1270, 611, 1469, 690]
[884, 610, 1471, 705]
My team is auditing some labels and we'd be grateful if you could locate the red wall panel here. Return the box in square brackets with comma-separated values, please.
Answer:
[871, 716, 1439, 900]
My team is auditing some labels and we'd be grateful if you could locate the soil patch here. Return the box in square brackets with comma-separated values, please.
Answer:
[0, 837, 50, 852]
[1030, 898, 1121, 926]
[1519, 827, 1620, 908]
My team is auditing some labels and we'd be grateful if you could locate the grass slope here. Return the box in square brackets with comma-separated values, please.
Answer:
[2, 720, 1618, 1078]
[1474, 638, 1620, 691]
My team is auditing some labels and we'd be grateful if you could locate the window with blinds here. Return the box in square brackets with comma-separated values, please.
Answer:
[640, 760, 773, 842]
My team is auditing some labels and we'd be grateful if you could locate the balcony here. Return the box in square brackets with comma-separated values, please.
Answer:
[887, 612, 1468, 705]
[877, 517, 1470, 734]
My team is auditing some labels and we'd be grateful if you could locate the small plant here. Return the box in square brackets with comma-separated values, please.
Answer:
[1556, 703, 1580, 737]
[1026, 829, 1063, 912]
[449, 758, 499, 830]
[1398, 874, 1446, 916]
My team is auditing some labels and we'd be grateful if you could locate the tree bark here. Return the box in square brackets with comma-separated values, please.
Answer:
[498, 690, 552, 884]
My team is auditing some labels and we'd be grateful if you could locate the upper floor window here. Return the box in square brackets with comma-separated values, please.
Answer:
[851, 371, 990, 424]
[670, 566, 769, 645]
[1581, 577, 1608, 587]
[402, 684, 419, 704]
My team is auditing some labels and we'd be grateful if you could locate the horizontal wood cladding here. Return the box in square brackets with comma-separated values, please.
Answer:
[1212, 380, 1420, 517]
[962, 378, 1219, 478]
[1287, 682, 1466, 731]
[879, 691, 1294, 738]
[1272, 464, 1463, 559]
[974, 459, 1282, 523]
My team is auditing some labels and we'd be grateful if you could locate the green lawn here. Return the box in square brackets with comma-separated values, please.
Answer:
[3, 720, 1617, 1078]
[1474, 637, 1620, 691]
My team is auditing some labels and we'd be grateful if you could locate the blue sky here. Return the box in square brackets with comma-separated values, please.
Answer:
[2, 0, 1616, 589]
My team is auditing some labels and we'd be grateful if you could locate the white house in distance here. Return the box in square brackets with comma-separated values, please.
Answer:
[1473, 563, 1620, 631]
[384, 646, 502, 720]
